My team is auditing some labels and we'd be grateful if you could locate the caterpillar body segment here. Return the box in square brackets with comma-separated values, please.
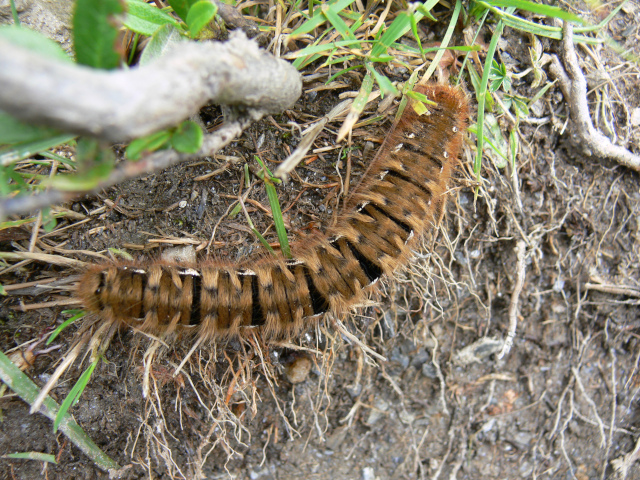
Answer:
[77, 85, 469, 343]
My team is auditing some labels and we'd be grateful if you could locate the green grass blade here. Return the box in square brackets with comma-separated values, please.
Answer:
[46, 310, 86, 345]
[290, 0, 356, 37]
[0, 134, 76, 167]
[366, 62, 396, 97]
[53, 358, 99, 433]
[577, 0, 628, 32]
[371, 0, 439, 58]
[326, 63, 362, 83]
[9, 0, 19, 25]
[39, 151, 76, 168]
[253, 155, 279, 181]
[0, 351, 119, 471]
[3, 452, 57, 464]
[474, 20, 504, 175]
[253, 156, 289, 256]
[321, 2, 356, 40]
[252, 228, 277, 255]
[265, 180, 291, 258]
[286, 39, 365, 59]
[351, 71, 374, 114]
[485, 0, 583, 23]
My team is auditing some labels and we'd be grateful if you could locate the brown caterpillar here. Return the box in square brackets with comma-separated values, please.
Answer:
[77, 84, 468, 344]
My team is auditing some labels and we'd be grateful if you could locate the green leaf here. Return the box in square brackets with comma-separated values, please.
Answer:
[108, 247, 134, 261]
[366, 63, 397, 98]
[0, 111, 63, 146]
[411, 101, 428, 116]
[124, 0, 180, 37]
[480, 113, 509, 168]
[125, 129, 172, 160]
[506, 94, 529, 117]
[41, 207, 57, 233]
[171, 120, 203, 153]
[0, 26, 72, 62]
[3, 452, 57, 464]
[138, 23, 185, 65]
[54, 359, 99, 433]
[186, 1, 217, 38]
[73, 0, 124, 69]
[167, 0, 197, 22]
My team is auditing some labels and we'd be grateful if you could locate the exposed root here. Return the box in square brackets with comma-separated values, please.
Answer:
[548, 22, 640, 172]
[498, 239, 527, 359]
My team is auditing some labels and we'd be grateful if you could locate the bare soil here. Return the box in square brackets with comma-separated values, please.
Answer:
[1, 3, 640, 480]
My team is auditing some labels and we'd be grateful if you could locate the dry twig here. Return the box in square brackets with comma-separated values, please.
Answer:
[0, 32, 301, 142]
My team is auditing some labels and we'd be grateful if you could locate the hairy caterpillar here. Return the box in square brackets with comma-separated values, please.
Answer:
[77, 84, 468, 344]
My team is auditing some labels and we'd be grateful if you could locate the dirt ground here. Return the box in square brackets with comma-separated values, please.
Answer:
[1, 2, 640, 480]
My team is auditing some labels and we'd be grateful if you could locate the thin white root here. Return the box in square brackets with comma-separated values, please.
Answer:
[498, 239, 526, 359]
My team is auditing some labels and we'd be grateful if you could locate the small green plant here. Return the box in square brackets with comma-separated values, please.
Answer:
[124, 0, 217, 39]
[125, 119, 203, 160]
[239, 156, 291, 258]
[460, 0, 629, 176]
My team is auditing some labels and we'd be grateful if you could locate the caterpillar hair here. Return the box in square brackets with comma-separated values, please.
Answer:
[77, 84, 469, 345]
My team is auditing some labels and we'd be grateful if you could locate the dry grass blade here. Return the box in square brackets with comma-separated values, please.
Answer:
[275, 97, 354, 180]
[0, 251, 87, 268]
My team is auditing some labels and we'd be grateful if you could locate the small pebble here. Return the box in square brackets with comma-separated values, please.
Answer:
[362, 467, 375, 480]
[284, 354, 312, 384]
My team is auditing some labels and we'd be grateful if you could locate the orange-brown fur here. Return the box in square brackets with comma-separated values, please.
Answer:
[77, 85, 469, 344]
